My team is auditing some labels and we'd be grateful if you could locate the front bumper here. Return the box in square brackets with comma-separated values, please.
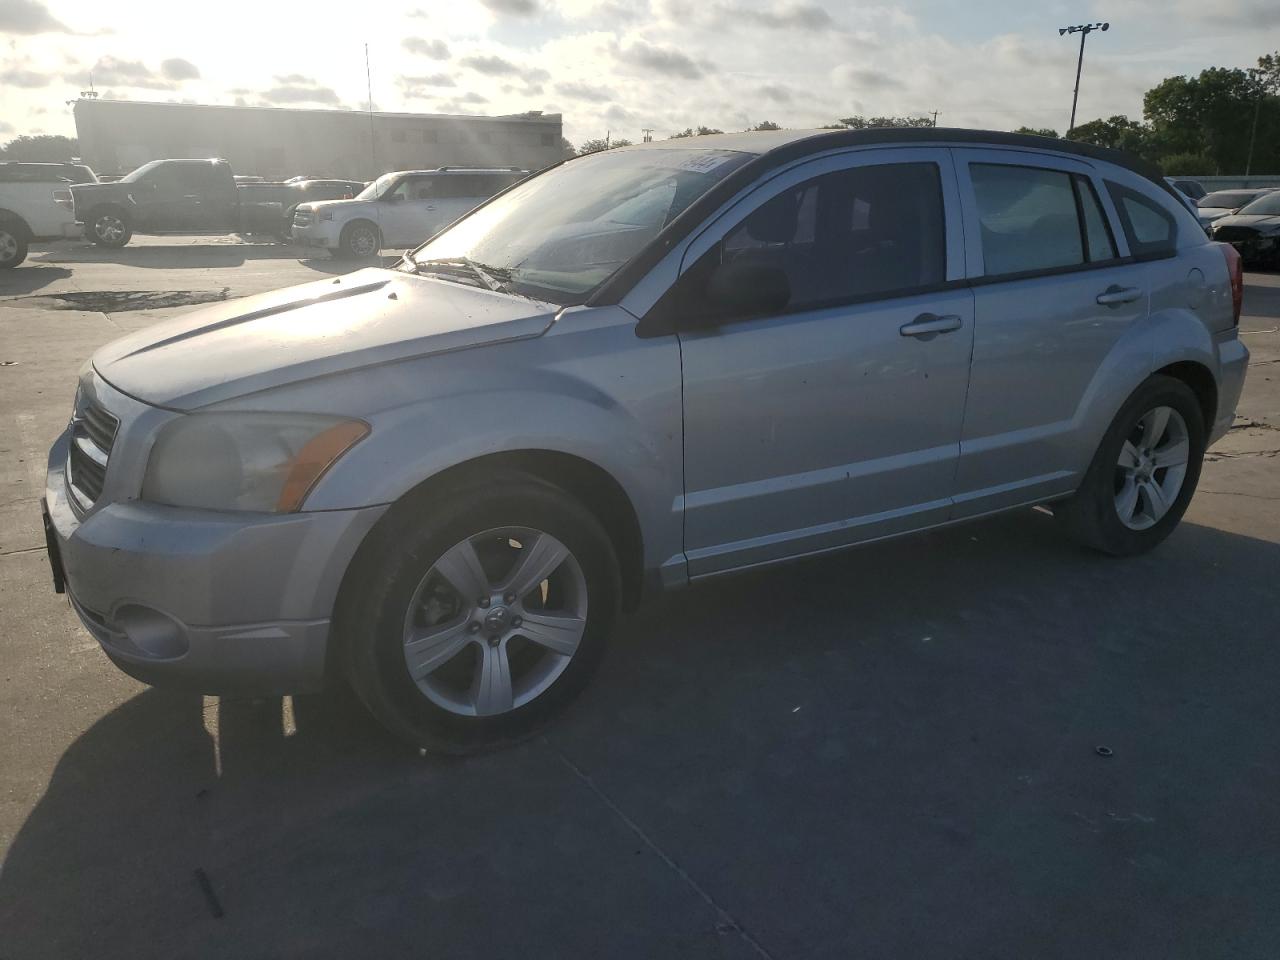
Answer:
[45, 430, 387, 694]
[291, 221, 339, 250]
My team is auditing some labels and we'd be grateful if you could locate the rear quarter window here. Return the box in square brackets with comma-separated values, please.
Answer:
[1106, 182, 1178, 259]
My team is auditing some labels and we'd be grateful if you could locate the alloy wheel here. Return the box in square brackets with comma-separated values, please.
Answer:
[349, 228, 378, 257]
[401, 527, 588, 717]
[95, 215, 125, 243]
[1114, 405, 1190, 531]
[0, 231, 17, 264]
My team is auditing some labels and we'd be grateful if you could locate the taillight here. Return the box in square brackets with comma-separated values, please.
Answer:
[1219, 242, 1243, 326]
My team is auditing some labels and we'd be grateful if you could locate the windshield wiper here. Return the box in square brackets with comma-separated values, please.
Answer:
[410, 256, 522, 295]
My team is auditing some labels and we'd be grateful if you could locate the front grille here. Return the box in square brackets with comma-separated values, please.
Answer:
[67, 400, 118, 509]
[1214, 226, 1260, 243]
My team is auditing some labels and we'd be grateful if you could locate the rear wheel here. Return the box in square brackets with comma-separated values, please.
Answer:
[0, 224, 28, 268]
[1055, 375, 1205, 555]
[339, 474, 620, 753]
[89, 209, 132, 248]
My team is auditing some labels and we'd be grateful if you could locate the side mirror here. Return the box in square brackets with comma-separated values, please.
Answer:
[701, 260, 791, 323]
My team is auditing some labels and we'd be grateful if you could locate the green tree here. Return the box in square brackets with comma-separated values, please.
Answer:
[1160, 151, 1215, 176]
[0, 134, 80, 161]
[750, 120, 781, 131]
[1065, 115, 1151, 155]
[835, 116, 935, 129]
[1013, 126, 1059, 138]
[559, 136, 577, 159]
[1142, 61, 1279, 174]
[669, 126, 725, 138]
[577, 137, 633, 154]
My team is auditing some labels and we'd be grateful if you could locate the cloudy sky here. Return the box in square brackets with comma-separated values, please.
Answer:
[1, 0, 1276, 146]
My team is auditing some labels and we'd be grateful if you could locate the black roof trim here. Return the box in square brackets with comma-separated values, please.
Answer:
[587, 127, 1173, 307]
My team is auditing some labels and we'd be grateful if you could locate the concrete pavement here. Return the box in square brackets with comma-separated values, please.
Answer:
[1, 238, 1278, 959]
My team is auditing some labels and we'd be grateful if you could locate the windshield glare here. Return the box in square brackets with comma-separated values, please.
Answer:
[357, 173, 398, 200]
[121, 160, 164, 183]
[1238, 193, 1280, 216]
[409, 147, 753, 305]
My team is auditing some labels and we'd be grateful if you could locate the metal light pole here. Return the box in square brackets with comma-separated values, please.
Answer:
[1059, 22, 1110, 136]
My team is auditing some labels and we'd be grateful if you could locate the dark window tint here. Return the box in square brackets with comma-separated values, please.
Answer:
[713, 161, 945, 310]
[971, 164, 1083, 275]
[1075, 176, 1117, 262]
[1106, 182, 1177, 259]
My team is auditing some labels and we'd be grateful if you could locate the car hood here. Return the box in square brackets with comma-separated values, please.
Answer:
[300, 197, 371, 215]
[92, 268, 559, 410]
[1197, 207, 1234, 218]
[1214, 213, 1280, 229]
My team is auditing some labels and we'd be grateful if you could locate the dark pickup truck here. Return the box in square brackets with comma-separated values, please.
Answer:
[69, 158, 363, 247]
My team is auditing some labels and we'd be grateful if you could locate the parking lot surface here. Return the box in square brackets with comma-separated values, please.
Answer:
[2, 238, 1278, 959]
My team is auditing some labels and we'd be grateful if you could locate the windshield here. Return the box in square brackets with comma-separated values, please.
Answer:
[1238, 192, 1280, 216]
[356, 173, 399, 200]
[408, 147, 753, 305]
[1200, 191, 1262, 209]
[121, 160, 164, 183]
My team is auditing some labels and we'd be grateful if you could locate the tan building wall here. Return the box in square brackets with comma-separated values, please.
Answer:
[73, 99, 565, 180]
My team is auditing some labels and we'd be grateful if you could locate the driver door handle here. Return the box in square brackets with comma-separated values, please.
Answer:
[900, 313, 962, 338]
[1096, 285, 1142, 306]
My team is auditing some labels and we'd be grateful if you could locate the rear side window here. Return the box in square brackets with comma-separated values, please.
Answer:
[1106, 182, 1177, 259]
[970, 164, 1083, 276]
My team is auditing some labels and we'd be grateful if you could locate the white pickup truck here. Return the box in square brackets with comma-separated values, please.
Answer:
[0, 162, 95, 268]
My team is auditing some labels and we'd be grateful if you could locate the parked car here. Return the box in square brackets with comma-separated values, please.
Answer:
[1211, 190, 1280, 267]
[69, 158, 310, 247]
[0, 169, 85, 267]
[1196, 188, 1277, 230]
[43, 129, 1248, 752]
[291, 167, 527, 258]
[1165, 177, 1205, 200]
[0, 161, 98, 185]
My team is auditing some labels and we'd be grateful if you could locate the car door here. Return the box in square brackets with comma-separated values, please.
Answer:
[950, 148, 1147, 517]
[672, 148, 974, 576]
[167, 163, 217, 231]
[429, 174, 488, 234]
[379, 175, 438, 247]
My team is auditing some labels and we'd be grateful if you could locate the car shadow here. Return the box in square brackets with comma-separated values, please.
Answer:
[0, 265, 73, 296]
[3, 514, 1280, 958]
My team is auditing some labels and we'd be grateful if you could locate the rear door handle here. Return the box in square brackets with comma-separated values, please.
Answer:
[900, 313, 962, 338]
[1096, 285, 1142, 306]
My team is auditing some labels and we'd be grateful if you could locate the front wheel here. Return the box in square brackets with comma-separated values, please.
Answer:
[338, 474, 620, 753]
[1055, 375, 1205, 556]
[337, 221, 380, 259]
[89, 210, 132, 248]
[0, 224, 28, 268]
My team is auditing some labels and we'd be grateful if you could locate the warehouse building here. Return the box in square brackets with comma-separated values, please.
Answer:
[72, 98, 565, 180]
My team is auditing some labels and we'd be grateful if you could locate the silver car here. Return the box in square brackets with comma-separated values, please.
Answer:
[44, 129, 1249, 752]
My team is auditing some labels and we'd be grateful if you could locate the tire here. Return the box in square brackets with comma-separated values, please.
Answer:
[338, 220, 380, 259]
[0, 223, 28, 269]
[89, 209, 132, 248]
[1055, 375, 1205, 556]
[337, 472, 620, 753]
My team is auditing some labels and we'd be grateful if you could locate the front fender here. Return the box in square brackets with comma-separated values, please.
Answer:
[297, 312, 685, 574]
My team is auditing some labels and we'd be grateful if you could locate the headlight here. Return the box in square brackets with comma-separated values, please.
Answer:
[142, 413, 368, 513]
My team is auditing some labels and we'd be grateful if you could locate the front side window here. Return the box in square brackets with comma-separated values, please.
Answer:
[669, 161, 945, 321]
[408, 146, 754, 304]
[1107, 182, 1177, 259]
